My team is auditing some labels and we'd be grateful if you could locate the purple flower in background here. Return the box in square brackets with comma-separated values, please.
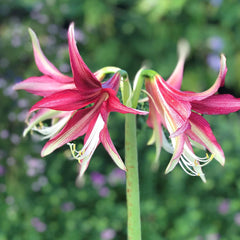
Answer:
[0, 165, 5, 176]
[31, 176, 48, 192]
[24, 157, 45, 177]
[98, 187, 110, 198]
[207, 36, 224, 52]
[218, 199, 230, 214]
[209, 0, 222, 7]
[234, 212, 240, 226]
[0, 129, 9, 139]
[91, 172, 106, 188]
[207, 54, 221, 72]
[101, 228, 116, 240]
[31, 217, 47, 232]
[108, 168, 126, 186]
[61, 201, 75, 212]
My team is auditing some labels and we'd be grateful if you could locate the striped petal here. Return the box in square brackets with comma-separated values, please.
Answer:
[29, 28, 72, 83]
[187, 112, 225, 165]
[146, 104, 163, 169]
[68, 23, 101, 92]
[167, 39, 190, 89]
[192, 94, 240, 115]
[30, 89, 99, 112]
[100, 125, 126, 171]
[102, 72, 121, 91]
[107, 89, 148, 115]
[165, 133, 185, 174]
[41, 107, 98, 157]
[158, 54, 227, 101]
[78, 114, 104, 177]
[13, 76, 75, 97]
[23, 109, 65, 136]
[149, 76, 192, 136]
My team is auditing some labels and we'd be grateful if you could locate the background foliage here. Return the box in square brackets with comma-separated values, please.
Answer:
[1, 0, 240, 239]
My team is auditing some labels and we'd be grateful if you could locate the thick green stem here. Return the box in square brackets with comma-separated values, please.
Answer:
[120, 72, 142, 239]
[125, 113, 142, 240]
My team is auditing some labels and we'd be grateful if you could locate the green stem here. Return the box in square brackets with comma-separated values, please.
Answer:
[125, 113, 142, 240]
[120, 71, 142, 239]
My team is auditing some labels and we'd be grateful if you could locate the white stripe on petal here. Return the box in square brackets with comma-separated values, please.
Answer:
[33, 114, 71, 139]
[68, 114, 105, 177]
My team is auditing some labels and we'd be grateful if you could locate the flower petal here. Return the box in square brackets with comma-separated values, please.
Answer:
[68, 23, 101, 92]
[100, 125, 126, 171]
[102, 72, 121, 91]
[29, 28, 72, 83]
[78, 114, 104, 177]
[165, 133, 185, 174]
[33, 113, 72, 140]
[167, 39, 190, 89]
[146, 104, 163, 170]
[157, 54, 227, 101]
[147, 76, 192, 131]
[41, 106, 99, 156]
[192, 94, 240, 115]
[107, 90, 148, 115]
[13, 76, 75, 97]
[30, 89, 99, 112]
[23, 109, 63, 136]
[187, 112, 225, 165]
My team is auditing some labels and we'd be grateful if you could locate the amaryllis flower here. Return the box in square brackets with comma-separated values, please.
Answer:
[145, 44, 240, 181]
[14, 23, 147, 176]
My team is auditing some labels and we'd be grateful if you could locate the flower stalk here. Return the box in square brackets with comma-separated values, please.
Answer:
[125, 113, 142, 240]
[121, 74, 142, 240]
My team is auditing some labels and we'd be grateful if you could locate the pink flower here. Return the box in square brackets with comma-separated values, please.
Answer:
[145, 42, 240, 181]
[14, 23, 147, 176]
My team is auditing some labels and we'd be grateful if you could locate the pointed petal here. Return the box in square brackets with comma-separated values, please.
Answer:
[146, 76, 192, 134]
[146, 104, 163, 170]
[94, 66, 121, 85]
[107, 90, 148, 115]
[100, 125, 126, 171]
[13, 76, 75, 96]
[102, 72, 121, 92]
[167, 39, 190, 89]
[30, 89, 99, 112]
[68, 23, 101, 92]
[33, 113, 72, 140]
[192, 94, 240, 115]
[24, 109, 62, 136]
[157, 54, 227, 101]
[187, 112, 225, 165]
[165, 134, 185, 174]
[29, 28, 72, 83]
[170, 121, 191, 138]
[78, 114, 104, 177]
[41, 106, 99, 156]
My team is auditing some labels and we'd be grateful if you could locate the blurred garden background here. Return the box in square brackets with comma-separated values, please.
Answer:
[1, 0, 240, 239]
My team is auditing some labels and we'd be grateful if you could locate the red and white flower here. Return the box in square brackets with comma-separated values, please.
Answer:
[145, 42, 240, 181]
[14, 23, 147, 176]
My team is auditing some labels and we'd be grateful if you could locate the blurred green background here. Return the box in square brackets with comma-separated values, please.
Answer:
[1, 0, 240, 239]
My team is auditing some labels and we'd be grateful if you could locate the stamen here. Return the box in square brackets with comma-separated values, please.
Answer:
[178, 151, 210, 178]
[38, 122, 44, 129]
[179, 159, 198, 176]
[67, 143, 84, 164]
